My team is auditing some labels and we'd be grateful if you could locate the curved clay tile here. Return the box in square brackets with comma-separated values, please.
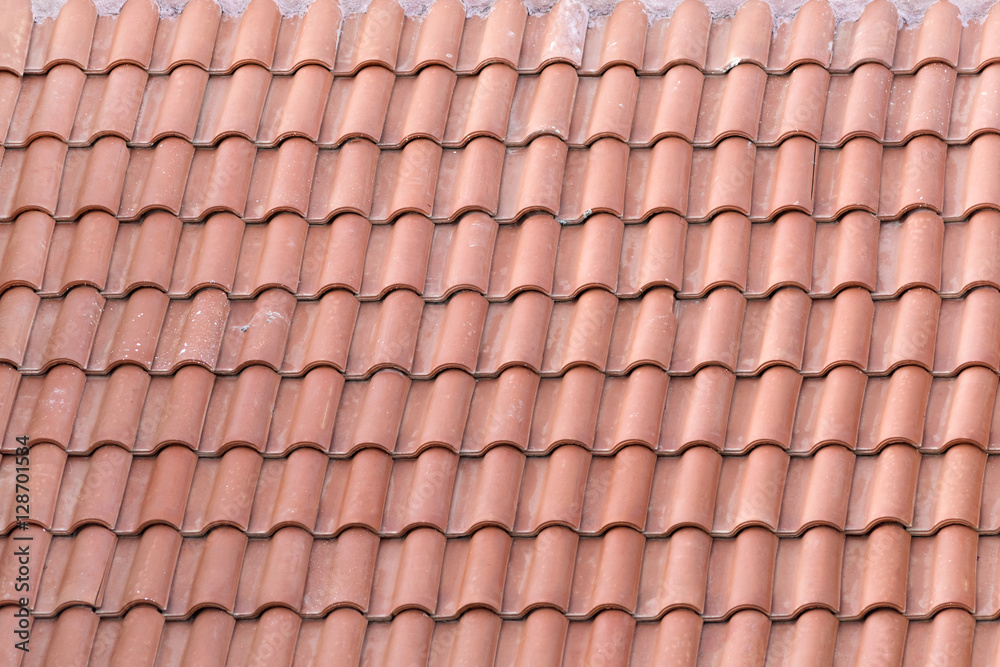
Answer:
[704, 0, 773, 73]
[272, 0, 341, 73]
[790, 366, 868, 454]
[148, 0, 220, 73]
[55, 139, 130, 222]
[461, 366, 539, 452]
[0, 442, 64, 530]
[857, 368, 932, 455]
[118, 138, 196, 220]
[924, 366, 998, 452]
[424, 212, 497, 300]
[552, 213, 623, 298]
[877, 136, 947, 219]
[164, 527, 248, 618]
[585, 0, 648, 74]
[949, 64, 1000, 143]
[712, 442, 787, 534]
[436, 528, 512, 617]
[905, 525, 978, 617]
[801, 286, 874, 375]
[810, 211, 878, 297]
[210, 0, 281, 74]
[313, 448, 391, 535]
[770, 527, 844, 620]
[958, 2, 1000, 72]
[380, 446, 459, 534]
[727, 366, 803, 453]
[703, 527, 778, 620]
[447, 444, 524, 535]
[688, 137, 756, 222]
[396, 0, 466, 75]
[182, 446, 263, 529]
[507, 63, 578, 146]
[695, 64, 767, 147]
[21, 286, 104, 373]
[279, 288, 359, 374]
[97, 524, 181, 615]
[307, 140, 380, 221]
[892, 0, 962, 73]
[344, 289, 424, 377]
[623, 138, 693, 221]
[540, 288, 618, 375]
[905, 609, 977, 662]
[257, 64, 332, 146]
[265, 365, 344, 455]
[150, 287, 229, 373]
[813, 138, 882, 221]
[910, 443, 986, 534]
[746, 211, 816, 297]
[944, 134, 1000, 221]
[501, 527, 579, 615]
[680, 212, 751, 298]
[569, 66, 639, 146]
[199, 367, 281, 454]
[193, 65, 270, 145]
[90, 0, 158, 73]
[300, 530, 379, 615]
[617, 212, 686, 297]
[6, 64, 86, 147]
[132, 66, 209, 146]
[749, 136, 817, 221]
[0, 0, 31, 75]
[874, 209, 944, 299]
[820, 63, 892, 147]
[606, 287, 676, 374]
[592, 365, 670, 453]
[370, 527, 446, 618]
[496, 136, 568, 222]
[867, 286, 941, 373]
[318, 66, 393, 147]
[671, 286, 747, 374]
[329, 370, 410, 456]
[70, 64, 147, 146]
[933, 286, 1000, 374]
[829, 0, 898, 73]
[767, 0, 835, 72]
[838, 524, 911, 617]
[32, 525, 116, 616]
[567, 527, 645, 617]
[757, 64, 830, 146]
[244, 138, 318, 222]
[526, 369, 603, 452]
[456, 0, 527, 74]
[658, 367, 735, 453]
[886, 63, 956, 145]
[381, 65, 456, 148]
[296, 213, 371, 297]
[115, 444, 198, 532]
[233, 526, 313, 616]
[443, 63, 518, 147]
[333, 0, 405, 75]
[518, 0, 588, 73]
[432, 137, 505, 221]
[395, 369, 476, 454]
[631, 65, 704, 146]
[736, 287, 811, 374]
[642, 0, 711, 74]
[0, 211, 54, 293]
[556, 138, 629, 222]
[232, 212, 308, 298]
[0, 137, 67, 221]
[410, 293, 488, 377]
[87, 287, 168, 373]
[578, 445, 656, 534]
[24, 0, 97, 74]
[369, 139, 442, 222]
[777, 443, 855, 534]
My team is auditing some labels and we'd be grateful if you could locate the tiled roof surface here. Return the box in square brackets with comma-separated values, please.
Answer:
[2, 0, 1000, 663]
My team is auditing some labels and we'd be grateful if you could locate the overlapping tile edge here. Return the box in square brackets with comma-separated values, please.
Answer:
[3, 0, 1000, 664]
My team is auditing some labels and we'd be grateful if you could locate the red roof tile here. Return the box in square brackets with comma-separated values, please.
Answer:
[4, 0, 1000, 661]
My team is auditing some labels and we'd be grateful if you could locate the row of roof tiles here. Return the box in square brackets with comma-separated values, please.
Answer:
[1, 283, 999, 376]
[3, 209, 999, 302]
[4, 437, 1000, 538]
[5, 133, 1000, 222]
[4, 522, 1000, 621]
[7, 60, 1000, 151]
[6, 0, 1000, 78]
[1, 363, 996, 457]
[8, 606, 1000, 667]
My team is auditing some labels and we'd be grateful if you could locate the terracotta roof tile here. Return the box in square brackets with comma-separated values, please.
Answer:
[6, 0, 1000, 659]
